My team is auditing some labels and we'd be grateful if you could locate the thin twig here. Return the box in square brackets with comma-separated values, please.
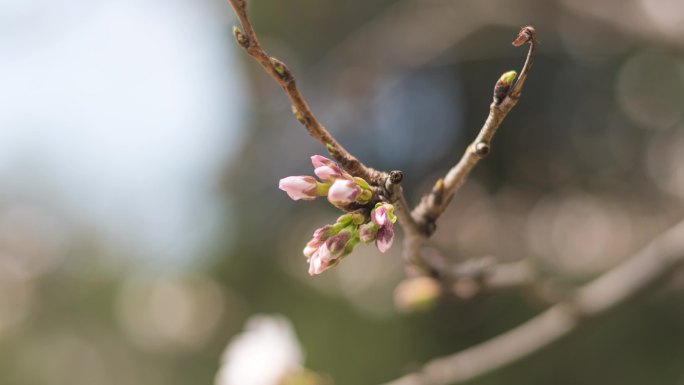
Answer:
[380, 218, 684, 385]
[227, 0, 383, 184]
[411, 26, 537, 236]
[438, 256, 565, 304]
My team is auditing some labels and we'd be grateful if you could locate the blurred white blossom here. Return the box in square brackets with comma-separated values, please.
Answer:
[215, 315, 304, 385]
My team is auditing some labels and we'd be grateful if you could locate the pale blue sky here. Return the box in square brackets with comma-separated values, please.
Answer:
[0, 0, 246, 268]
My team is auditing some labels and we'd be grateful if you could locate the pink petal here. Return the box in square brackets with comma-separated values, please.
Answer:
[278, 176, 317, 200]
[303, 241, 319, 258]
[372, 206, 388, 226]
[308, 253, 333, 276]
[327, 179, 361, 205]
[314, 165, 342, 182]
[310, 155, 336, 169]
[376, 225, 394, 253]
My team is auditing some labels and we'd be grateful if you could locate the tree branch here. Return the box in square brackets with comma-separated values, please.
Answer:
[399, 27, 537, 276]
[411, 27, 537, 236]
[227, 0, 384, 184]
[380, 217, 684, 385]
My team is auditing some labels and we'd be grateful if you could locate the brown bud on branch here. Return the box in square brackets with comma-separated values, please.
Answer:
[512, 26, 536, 47]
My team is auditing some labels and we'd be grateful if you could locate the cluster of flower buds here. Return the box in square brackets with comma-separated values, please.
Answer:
[302, 203, 397, 275]
[278, 155, 373, 207]
[279, 156, 398, 276]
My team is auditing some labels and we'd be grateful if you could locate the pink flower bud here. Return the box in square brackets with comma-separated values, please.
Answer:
[325, 231, 351, 258]
[278, 176, 318, 201]
[310, 155, 336, 169]
[359, 223, 378, 243]
[305, 229, 355, 275]
[308, 252, 334, 276]
[372, 205, 388, 226]
[376, 223, 394, 253]
[312, 225, 332, 241]
[315, 242, 333, 262]
[303, 240, 320, 259]
[307, 242, 340, 276]
[327, 179, 361, 205]
[314, 165, 343, 182]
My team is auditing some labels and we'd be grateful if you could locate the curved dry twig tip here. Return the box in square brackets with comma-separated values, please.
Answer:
[510, 25, 537, 97]
[512, 26, 536, 47]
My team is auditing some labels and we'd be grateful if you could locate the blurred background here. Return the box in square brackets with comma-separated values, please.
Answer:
[1, 0, 684, 384]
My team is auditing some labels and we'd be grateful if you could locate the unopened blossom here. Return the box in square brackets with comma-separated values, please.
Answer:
[314, 165, 342, 182]
[323, 230, 352, 259]
[278, 155, 387, 275]
[372, 204, 389, 226]
[278, 176, 322, 201]
[327, 179, 361, 206]
[215, 315, 304, 385]
[307, 228, 357, 276]
[311, 155, 352, 183]
[303, 225, 333, 258]
[376, 223, 395, 252]
[308, 248, 335, 276]
[371, 203, 397, 253]
[303, 240, 321, 259]
[358, 222, 378, 243]
[310, 155, 336, 169]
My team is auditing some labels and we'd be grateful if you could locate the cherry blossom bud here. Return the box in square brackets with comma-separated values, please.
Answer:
[310, 155, 336, 169]
[303, 242, 319, 259]
[370, 203, 397, 252]
[372, 203, 396, 226]
[306, 228, 359, 276]
[376, 224, 394, 253]
[327, 179, 361, 206]
[308, 250, 335, 276]
[314, 165, 343, 182]
[312, 225, 333, 242]
[279, 176, 320, 201]
[372, 205, 388, 226]
[312, 155, 351, 183]
[359, 222, 378, 243]
[325, 230, 351, 259]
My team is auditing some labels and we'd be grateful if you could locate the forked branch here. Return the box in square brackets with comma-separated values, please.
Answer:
[411, 26, 537, 236]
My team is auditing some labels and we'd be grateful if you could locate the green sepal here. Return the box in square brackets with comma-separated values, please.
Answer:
[314, 182, 330, 196]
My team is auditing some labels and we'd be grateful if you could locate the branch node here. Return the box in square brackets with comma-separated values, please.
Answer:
[473, 141, 491, 157]
[291, 105, 305, 124]
[389, 170, 404, 184]
[425, 221, 437, 236]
